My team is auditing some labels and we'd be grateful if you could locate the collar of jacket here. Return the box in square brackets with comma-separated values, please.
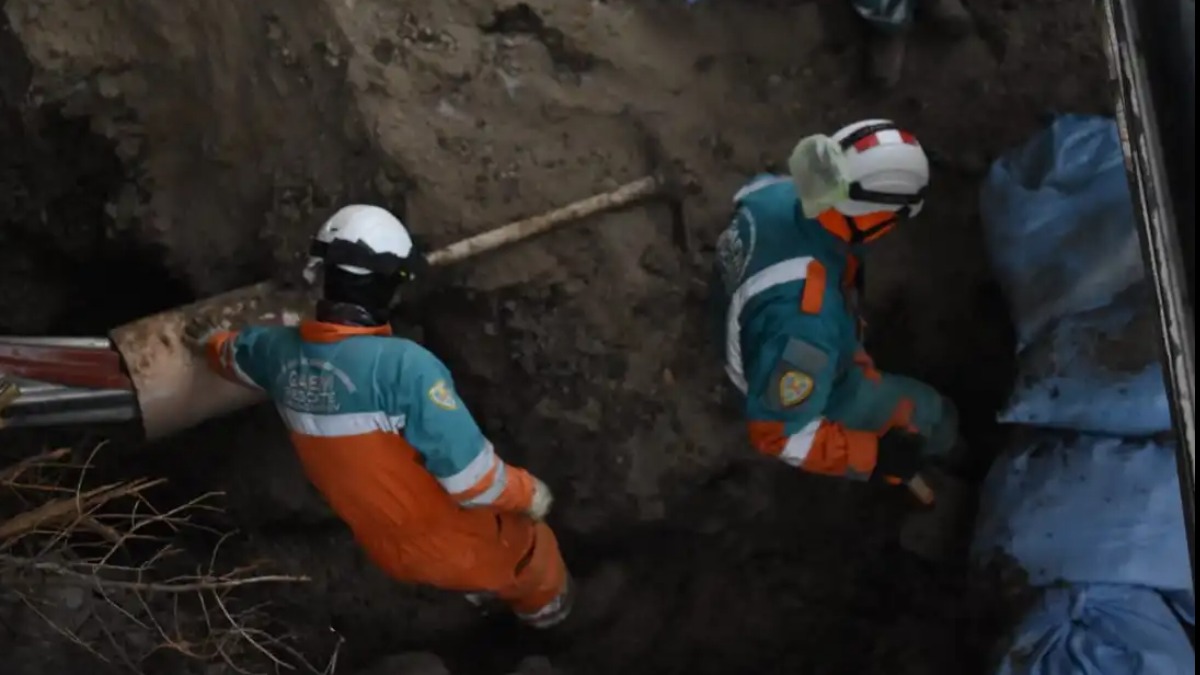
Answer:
[300, 320, 393, 343]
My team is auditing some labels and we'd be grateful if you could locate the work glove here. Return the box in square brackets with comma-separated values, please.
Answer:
[527, 476, 554, 521]
[182, 316, 224, 355]
[871, 428, 925, 484]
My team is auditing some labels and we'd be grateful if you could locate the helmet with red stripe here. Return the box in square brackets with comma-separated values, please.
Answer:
[831, 119, 929, 220]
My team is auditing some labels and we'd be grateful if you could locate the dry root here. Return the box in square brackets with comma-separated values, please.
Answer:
[0, 446, 341, 675]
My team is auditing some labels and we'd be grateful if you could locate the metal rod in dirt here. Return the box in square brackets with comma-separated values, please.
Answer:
[425, 176, 661, 267]
[1, 406, 140, 429]
[4, 386, 136, 409]
[0, 336, 114, 350]
[0, 382, 138, 428]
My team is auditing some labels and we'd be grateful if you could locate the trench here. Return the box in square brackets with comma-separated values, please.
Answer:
[0, 100, 1021, 674]
[0, 3, 1055, 673]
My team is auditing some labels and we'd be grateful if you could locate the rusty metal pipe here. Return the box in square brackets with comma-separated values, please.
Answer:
[108, 282, 312, 441]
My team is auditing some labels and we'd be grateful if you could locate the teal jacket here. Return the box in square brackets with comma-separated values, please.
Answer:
[713, 174, 950, 480]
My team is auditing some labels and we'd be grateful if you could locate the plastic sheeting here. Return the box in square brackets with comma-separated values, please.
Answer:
[977, 115, 1194, 674]
[973, 432, 1191, 592]
[980, 114, 1171, 436]
[997, 284, 1172, 436]
[995, 585, 1196, 675]
[974, 431, 1195, 675]
[980, 114, 1143, 349]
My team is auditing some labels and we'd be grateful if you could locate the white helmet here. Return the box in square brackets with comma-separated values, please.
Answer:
[830, 119, 929, 219]
[305, 205, 420, 283]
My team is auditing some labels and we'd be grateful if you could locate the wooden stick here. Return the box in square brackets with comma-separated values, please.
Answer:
[908, 474, 936, 506]
[0, 478, 165, 543]
[425, 176, 661, 267]
[0, 448, 71, 484]
[107, 176, 664, 441]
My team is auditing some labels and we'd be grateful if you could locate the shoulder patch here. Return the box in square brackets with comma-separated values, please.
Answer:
[760, 336, 830, 412]
[778, 370, 815, 407]
[715, 207, 756, 292]
[427, 379, 459, 411]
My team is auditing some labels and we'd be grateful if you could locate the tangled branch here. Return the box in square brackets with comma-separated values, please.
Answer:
[0, 446, 334, 675]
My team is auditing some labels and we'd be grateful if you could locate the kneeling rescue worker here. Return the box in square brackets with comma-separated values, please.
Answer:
[713, 119, 959, 488]
[186, 205, 575, 629]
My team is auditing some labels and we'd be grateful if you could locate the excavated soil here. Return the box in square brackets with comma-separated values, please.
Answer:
[2, 0, 1112, 673]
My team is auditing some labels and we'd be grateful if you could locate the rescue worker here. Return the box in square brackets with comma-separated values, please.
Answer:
[184, 205, 576, 629]
[713, 119, 959, 488]
[853, 0, 974, 89]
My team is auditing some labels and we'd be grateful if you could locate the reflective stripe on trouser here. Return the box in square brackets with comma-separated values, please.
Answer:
[825, 368, 958, 459]
[506, 522, 573, 628]
[462, 523, 574, 627]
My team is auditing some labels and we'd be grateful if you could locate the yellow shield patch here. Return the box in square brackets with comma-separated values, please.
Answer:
[778, 370, 814, 408]
[427, 379, 459, 411]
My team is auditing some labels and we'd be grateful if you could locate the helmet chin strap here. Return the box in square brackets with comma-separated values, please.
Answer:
[817, 207, 903, 245]
[851, 215, 898, 244]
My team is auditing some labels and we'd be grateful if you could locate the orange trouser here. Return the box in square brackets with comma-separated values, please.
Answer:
[292, 435, 571, 625]
[365, 509, 571, 624]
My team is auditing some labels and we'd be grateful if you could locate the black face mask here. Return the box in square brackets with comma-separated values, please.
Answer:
[315, 299, 388, 327]
[320, 268, 401, 327]
[310, 237, 427, 327]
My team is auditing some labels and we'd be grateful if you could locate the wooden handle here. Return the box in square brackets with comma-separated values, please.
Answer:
[907, 473, 936, 506]
[425, 176, 661, 267]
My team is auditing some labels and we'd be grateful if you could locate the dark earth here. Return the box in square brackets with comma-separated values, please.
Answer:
[2, 0, 1112, 673]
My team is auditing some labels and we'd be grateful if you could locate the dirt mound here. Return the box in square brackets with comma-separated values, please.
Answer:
[2, 0, 1111, 673]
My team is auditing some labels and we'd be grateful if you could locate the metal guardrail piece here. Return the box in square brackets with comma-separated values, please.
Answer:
[1102, 0, 1196, 576]
[0, 338, 140, 429]
[0, 338, 133, 390]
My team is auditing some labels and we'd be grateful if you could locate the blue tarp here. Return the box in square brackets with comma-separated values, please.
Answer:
[996, 585, 1196, 675]
[996, 284, 1172, 436]
[973, 432, 1191, 592]
[973, 431, 1195, 675]
[980, 114, 1171, 436]
[980, 114, 1143, 348]
[976, 115, 1194, 675]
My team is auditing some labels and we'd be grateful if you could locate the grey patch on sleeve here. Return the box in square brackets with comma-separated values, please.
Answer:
[781, 337, 829, 373]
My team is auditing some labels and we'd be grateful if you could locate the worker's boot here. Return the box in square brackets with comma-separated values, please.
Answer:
[867, 31, 908, 90]
[541, 563, 626, 638]
[921, 0, 973, 38]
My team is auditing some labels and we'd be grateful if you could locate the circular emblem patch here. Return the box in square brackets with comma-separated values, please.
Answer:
[427, 379, 459, 411]
[715, 208, 756, 292]
[779, 370, 814, 408]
